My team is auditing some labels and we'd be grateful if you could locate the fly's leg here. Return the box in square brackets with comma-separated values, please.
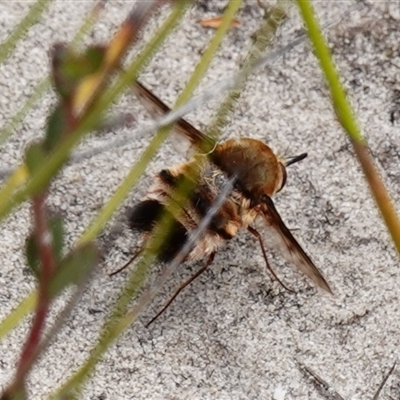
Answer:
[247, 226, 294, 293]
[109, 248, 143, 277]
[146, 252, 216, 327]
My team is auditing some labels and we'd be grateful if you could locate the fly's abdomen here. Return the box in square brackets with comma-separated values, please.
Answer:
[129, 161, 243, 263]
[128, 199, 163, 232]
[128, 199, 189, 263]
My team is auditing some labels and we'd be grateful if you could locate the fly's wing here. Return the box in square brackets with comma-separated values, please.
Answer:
[133, 81, 215, 152]
[260, 195, 332, 293]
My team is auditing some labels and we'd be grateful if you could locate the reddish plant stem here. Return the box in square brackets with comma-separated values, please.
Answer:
[14, 192, 56, 389]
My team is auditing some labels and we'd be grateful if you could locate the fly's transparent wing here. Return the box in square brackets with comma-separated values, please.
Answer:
[133, 81, 215, 151]
[260, 196, 332, 293]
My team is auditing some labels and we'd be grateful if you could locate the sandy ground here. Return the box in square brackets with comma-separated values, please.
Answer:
[1, 1, 400, 399]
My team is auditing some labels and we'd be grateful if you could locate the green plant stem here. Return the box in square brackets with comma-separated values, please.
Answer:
[0, 292, 36, 344]
[0, 0, 52, 65]
[0, 78, 50, 147]
[52, 2, 241, 397]
[296, 0, 362, 141]
[0, 0, 106, 148]
[71, 0, 105, 49]
[296, 0, 400, 255]
[207, 0, 288, 138]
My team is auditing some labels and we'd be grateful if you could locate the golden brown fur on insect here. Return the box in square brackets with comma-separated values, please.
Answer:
[133, 137, 287, 264]
[126, 81, 332, 295]
[141, 158, 241, 262]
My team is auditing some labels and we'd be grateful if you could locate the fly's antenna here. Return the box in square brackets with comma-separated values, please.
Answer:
[285, 153, 308, 167]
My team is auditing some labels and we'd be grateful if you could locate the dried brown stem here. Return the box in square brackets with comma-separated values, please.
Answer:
[372, 362, 396, 400]
[353, 141, 400, 255]
[299, 363, 345, 400]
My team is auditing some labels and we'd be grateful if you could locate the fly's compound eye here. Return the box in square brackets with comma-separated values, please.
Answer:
[277, 163, 287, 192]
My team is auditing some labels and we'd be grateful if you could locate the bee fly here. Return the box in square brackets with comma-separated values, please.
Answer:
[111, 81, 332, 326]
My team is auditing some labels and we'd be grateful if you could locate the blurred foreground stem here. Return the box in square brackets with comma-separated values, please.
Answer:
[52, 2, 242, 397]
